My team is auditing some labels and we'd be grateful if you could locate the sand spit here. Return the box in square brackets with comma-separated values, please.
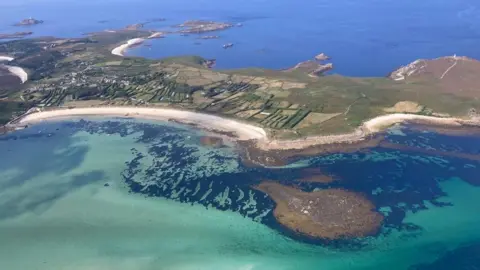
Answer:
[17, 107, 267, 141]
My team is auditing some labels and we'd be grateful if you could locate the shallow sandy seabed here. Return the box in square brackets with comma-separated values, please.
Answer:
[17, 107, 480, 150]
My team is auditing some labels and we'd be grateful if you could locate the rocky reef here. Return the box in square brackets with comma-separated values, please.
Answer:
[254, 181, 384, 240]
[0, 32, 33, 40]
[199, 136, 224, 147]
[297, 168, 335, 183]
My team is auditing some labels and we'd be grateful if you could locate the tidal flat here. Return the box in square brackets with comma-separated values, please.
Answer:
[0, 118, 480, 269]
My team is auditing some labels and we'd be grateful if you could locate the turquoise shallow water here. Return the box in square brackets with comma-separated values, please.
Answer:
[0, 118, 480, 269]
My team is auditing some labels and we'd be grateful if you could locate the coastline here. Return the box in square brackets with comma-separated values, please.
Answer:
[111, 38, 145, 57]
[16, 106, 267, 141]
[256, 113, 473, 151]
[2, 65, 28, 83]
[14, 106, 480, 146]
[111, 33, 163, 57]
[0, 56, 28, 83]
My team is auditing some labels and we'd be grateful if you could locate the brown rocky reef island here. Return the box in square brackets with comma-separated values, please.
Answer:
[254, 181, 384, 240]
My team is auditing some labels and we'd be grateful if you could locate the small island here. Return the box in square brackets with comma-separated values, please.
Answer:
[177, 20, 233, 33]
[0, 31, 33, 40]
[254, 181, 384, 240]
[14, 17, 44, 26]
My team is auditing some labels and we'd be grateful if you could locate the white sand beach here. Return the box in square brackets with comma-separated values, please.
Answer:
[0, 56, 14, 62]
[2, 65, 28, 83]
[0, 56, 28, 83]
[18, 107, 267, 141]
[111, 38, 145, 56]
[258, 113, 471, 150]
[16, 107, 478, 149]
[111, 33, 164, 56]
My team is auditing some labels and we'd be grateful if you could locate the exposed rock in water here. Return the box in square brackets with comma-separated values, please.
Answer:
[14, 18, 43, 26]
[297, 168, 336, 184]
[199, 35, 220, 40]
[0, 32, 33, 40]
[223, 43, 234, 49]
[314, 53, 330, 61]
[254, 181, 384, 240]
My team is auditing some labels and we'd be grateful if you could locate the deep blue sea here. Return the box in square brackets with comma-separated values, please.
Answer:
[1, 0, 480, 75]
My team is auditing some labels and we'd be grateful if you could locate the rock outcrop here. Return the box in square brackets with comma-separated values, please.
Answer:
[14, 18, 43, 26]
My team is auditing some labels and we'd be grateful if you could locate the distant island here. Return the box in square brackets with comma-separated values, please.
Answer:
[0, 31, 33, 40]
[14, 17, 44, 26]
[176, 20, 233, 33]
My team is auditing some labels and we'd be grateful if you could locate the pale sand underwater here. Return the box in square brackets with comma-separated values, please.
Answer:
[0, 119, 480, 269]
[17, 106, 478, 150]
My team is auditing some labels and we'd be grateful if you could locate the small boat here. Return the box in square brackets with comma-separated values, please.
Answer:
[223, 43, 234, 49]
